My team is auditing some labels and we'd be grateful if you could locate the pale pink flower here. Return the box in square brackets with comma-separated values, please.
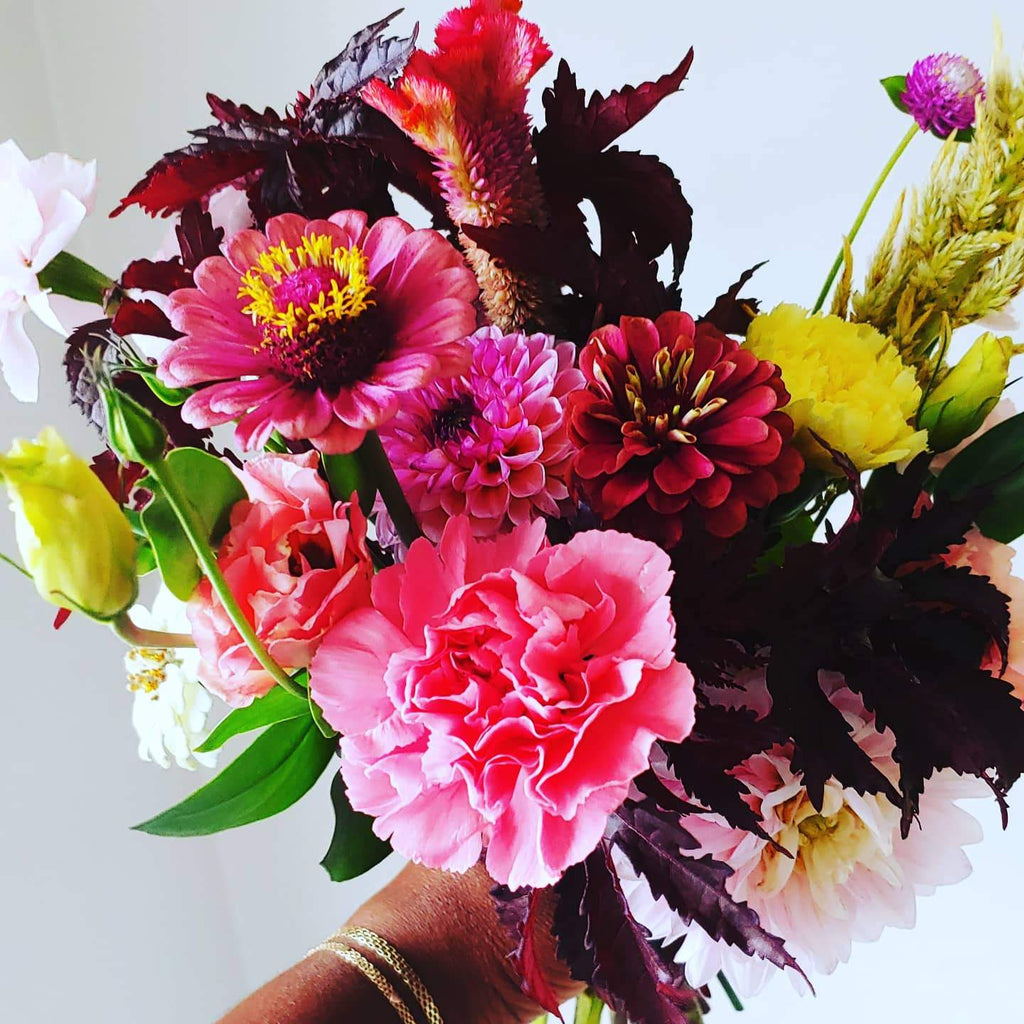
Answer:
[310, 516, 696, 889]
[159, 210, 478, 454]
[378, 325, 583, 543]
[945, 528, 1024, 703]
[188, 452, 373, 707]
[622, 681, 985, 995]
[0, 139, 96, 401]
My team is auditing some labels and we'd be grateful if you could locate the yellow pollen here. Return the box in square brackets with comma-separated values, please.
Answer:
[126, 648, 169, 695]
[237, 234, 375, 343]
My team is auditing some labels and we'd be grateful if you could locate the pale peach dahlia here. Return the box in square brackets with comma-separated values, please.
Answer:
[379, 325, 583, 541]
[621, 683, 985, 995]
[159, 211, 478, 454]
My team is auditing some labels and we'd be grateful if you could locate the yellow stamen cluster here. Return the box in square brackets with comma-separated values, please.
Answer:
[615, 346, 727, 445]
[126, 648, 169, 696]
[238, 234, 374, 342]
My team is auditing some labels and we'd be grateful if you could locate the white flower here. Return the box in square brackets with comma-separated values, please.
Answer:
[620, 682, 985, 996]
[125, 588, 217, 771]
[0, 139, 96, 401]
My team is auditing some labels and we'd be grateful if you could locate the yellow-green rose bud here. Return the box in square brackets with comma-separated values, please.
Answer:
[920, 333, 1017, 452]
[0, 427, 136, 620]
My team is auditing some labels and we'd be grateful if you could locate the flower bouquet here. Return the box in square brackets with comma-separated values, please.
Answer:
[4, 2, 1024, 1020]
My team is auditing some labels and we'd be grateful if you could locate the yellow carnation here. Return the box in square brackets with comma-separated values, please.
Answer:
[745, 304, 927, 473]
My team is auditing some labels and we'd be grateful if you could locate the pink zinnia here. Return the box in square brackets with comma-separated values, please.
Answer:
[309, 516, 696, 889]
[188, 453, 373, 707]
[159, 211, 478, 453]
[621, 680, 984, 995]
[902, 53, 985, 138]
[378, 325, 584, 543]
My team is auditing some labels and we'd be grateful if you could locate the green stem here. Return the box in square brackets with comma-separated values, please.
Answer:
[111, 612, 197, 649]
[357, 431, 421, 548]
[716, 971, 744, 1013]
[0, 550, 32, 580]
[574, 991, 605, 1024]
[145, 458, 305, 699]
[811, 123, 918, 314]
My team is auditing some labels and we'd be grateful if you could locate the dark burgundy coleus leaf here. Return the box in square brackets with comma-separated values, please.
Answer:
[297, 10, 417, 137]
[538, 52, 695, 159]
[491, 887, 564, 1019]
[63, 318, 211, 452]
[661, 706, 786, 845]
[113, 15, 443, 228]
[111, 298, 175, 340]
[702, 262, 766, 336]
[613, 803, 809, 987]
[554, 842, 699, 1024]
[120, 258, 193, 293]
[176, 201, 227, 270]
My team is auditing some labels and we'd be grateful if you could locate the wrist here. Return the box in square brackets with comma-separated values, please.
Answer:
[345, 862, 580, 1024]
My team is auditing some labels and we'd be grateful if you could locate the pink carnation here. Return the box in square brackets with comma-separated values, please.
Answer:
[378, 325, 584, 543]
[945, 528, 1024, 703]
[310, 516, 696, 888]
[188, 453, 373, 707]
[159, 210, 478, 454]
[621, 680, 984, 995]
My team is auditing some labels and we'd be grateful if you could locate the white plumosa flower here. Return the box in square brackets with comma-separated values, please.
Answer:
[125, 587, 217, 771]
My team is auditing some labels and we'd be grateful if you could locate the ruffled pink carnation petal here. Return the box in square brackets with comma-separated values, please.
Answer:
[160, 211, 478, 454]
[310, 516, 696, 888]
[188, 452, 374, 706]
[379, 325, 584, 545]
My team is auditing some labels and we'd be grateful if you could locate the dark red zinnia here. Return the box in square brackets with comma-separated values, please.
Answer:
[568, 312, 804, 546]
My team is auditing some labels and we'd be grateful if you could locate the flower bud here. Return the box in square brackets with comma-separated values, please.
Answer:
[920, 333, 1016, 452]
[104, 388, 167, 466]
[0, 427, 137, 619]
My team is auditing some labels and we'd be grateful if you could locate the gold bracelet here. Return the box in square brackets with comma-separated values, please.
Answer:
[310, 942, 418, 1024]
[335, 926, 445, 1024]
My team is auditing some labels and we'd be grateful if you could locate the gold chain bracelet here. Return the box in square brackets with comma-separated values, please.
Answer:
[336, 926, 445, 1024]
[309, 927, 445, 1024]
[310, 941, 419, 1024]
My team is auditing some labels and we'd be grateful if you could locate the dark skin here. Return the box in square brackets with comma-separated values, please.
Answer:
[217, 862, 584, 1024]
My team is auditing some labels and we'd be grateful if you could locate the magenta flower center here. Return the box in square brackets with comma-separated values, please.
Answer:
[430, 393, 478, 443]
[238, 234, 388, 391]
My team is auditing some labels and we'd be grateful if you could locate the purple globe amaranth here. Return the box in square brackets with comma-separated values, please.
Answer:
[902, 53, 985, 137]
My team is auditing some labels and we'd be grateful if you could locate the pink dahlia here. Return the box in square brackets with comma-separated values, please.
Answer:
[945, 528, 1024, 704]
[902, 53, 985, 138]
[621, 681, 985, 995]
[188, 452, 373, 707]
[378, 325, 584, 543]
[159, 211, 478, 453]
[309, 516, 696, 889]
[569, 313, 804, 546]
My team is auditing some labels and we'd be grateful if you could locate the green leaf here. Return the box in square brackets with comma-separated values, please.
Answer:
[954, 126, 976, 143]
[934, 411, 1024, 542]
[141, 447, 246, 600]
[36, 250, 114, 304]
[135, 540, 157, 576]
[309, 689, 339, 739]
[881, 75, 909, 114]
[196, 685, 309, 753]
[755, 512, 816, 574]
[139, 371, 191, 407]
[134, 717, 335, 837]
[320, 772, 391, 881]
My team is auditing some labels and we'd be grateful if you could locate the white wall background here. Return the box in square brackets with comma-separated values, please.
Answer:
[2, 1, 1023, 1021]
